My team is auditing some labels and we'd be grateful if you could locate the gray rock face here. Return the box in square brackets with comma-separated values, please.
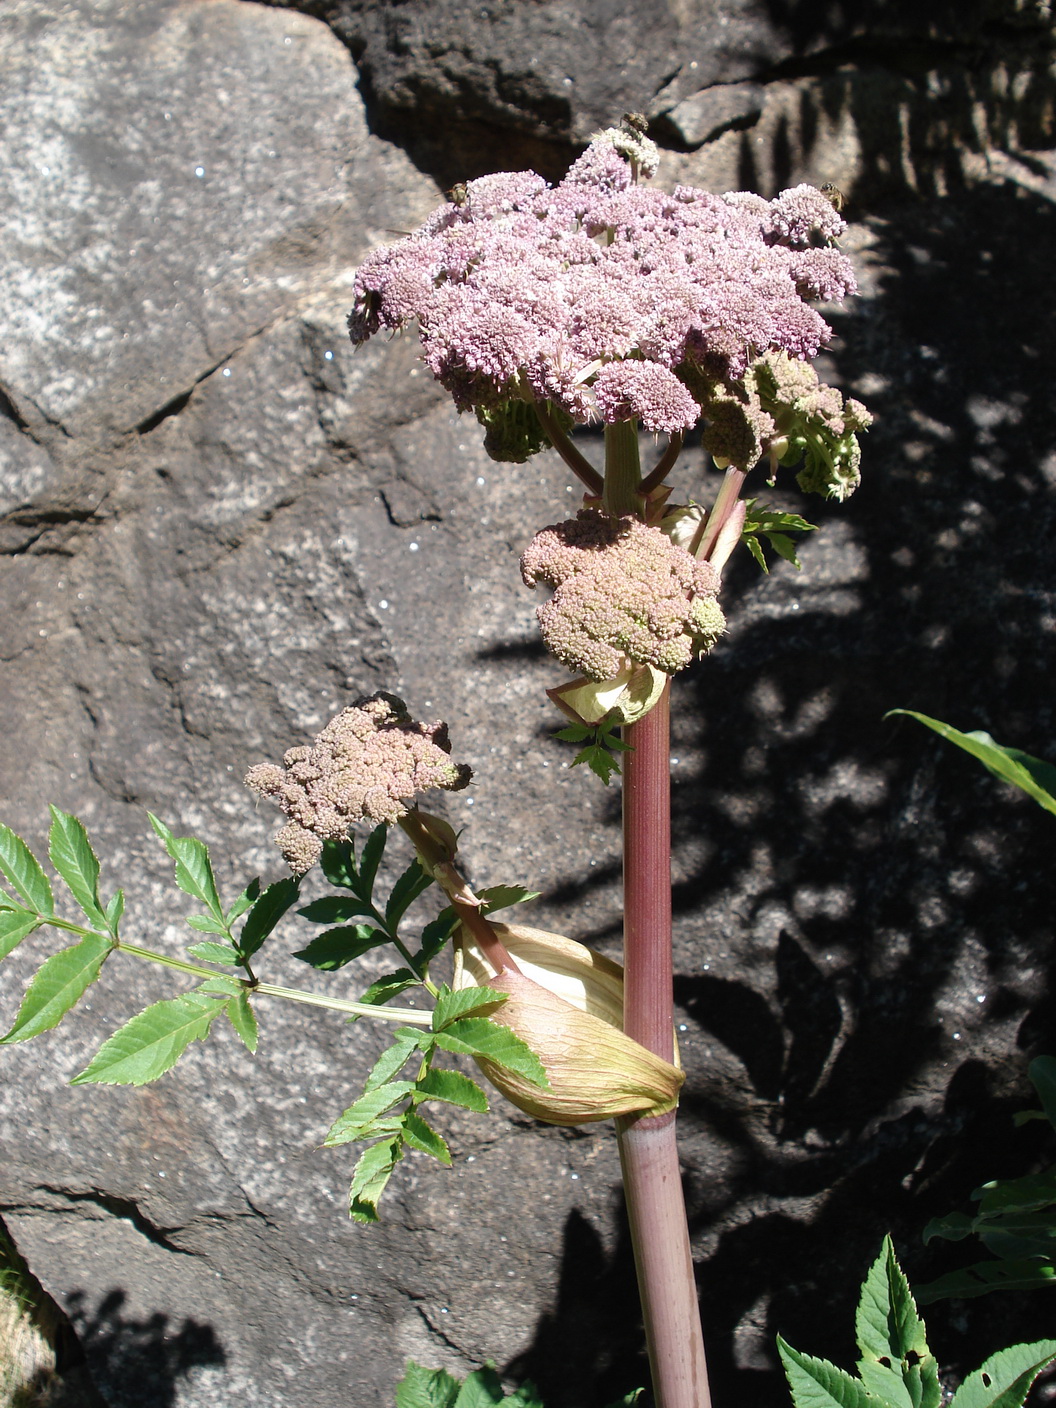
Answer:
[1, 1, 1055, 1408]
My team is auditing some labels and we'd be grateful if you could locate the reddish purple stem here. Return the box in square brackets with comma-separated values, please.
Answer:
[619, 683, 712, 1408]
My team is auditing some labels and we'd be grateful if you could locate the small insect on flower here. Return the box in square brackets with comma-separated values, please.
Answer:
[446, 182, 468, 206]
[820, 183, 845, 213]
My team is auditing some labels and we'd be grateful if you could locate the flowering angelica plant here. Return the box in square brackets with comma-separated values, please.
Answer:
[0, 120, 869, 1408]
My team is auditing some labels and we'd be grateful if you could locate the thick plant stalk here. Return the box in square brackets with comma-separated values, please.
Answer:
[618, 685, 712, 1408]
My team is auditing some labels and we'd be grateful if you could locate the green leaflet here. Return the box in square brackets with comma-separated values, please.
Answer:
[71, 992, 225, 1085]
[417, 913, 458, 967]
[451, 1366, 507, 1408]
[235, 872, 299, 963]
[187, 941, 241, 965]
[415, 1066, 489, 1114]
[148, 814, 225, 919]
[104, 889, 125, 934]
[293, 924, 389, 970]
[0, 823, 53, 916]
[224, 878, 260, 924]
[915, 1260, 1056, 1304]
[1, 935, 112, 1044]
[1022, 1056, 1056, 1130]
[357, 970, 420, 1010]
[855, 1237, 939, 1408]
[401, 1111, 451, 1165]
[885, 713, 1056, 818]
[47, 808, 107, 928]
[475, 885, 542, 914]
[432, 985, 507, 1029]
[922, 1212, 974, 1244]
[324, 1082, 417, 1146]
[364, 1030, 428, 1091]
[320, 837, 359, 890]
[395, 1362, 462, 1408]
[297, 894, 376, 924]
[185, 915, 232, 936]
[434, 1018, 548, 1088]
[348, 1137, 403, 1223]
[0, 908, 42, 961]
[741, 499, 817, 573]
[385, 860, 434, 928]
[357, 824, 387, 898]
[226, 991, 258, 1053]
[949, 1341, 1056, 1408]
[197, 975, 244, 998]
[776, 1341, 874, 1408]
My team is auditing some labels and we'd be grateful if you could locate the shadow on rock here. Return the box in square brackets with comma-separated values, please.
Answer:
[65, 1289, 225, 1408]
[505, 1205, 646, 1408]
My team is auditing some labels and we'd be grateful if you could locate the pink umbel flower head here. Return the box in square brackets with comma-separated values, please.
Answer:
[521, 509, 725, 681]
[246, 694, 472, 874]
[348, 127, 858, 465]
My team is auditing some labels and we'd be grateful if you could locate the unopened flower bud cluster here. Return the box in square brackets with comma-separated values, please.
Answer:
[521, 509, 725, 681]
[245, 694, 471, 874]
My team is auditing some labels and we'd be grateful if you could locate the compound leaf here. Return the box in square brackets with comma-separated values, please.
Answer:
[71, 992, 224, 1085]
[1, 935, 111, 1044]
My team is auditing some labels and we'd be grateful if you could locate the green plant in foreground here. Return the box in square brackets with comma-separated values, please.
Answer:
[395, 1360, 641, 1407]
[0, 803, 550, 1223]
[778, 1237, 1056, 1408]
[886, 712, 1056, 818]
[886, 712, 1056, 1301]
[915, 1057, 1056, 1302]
